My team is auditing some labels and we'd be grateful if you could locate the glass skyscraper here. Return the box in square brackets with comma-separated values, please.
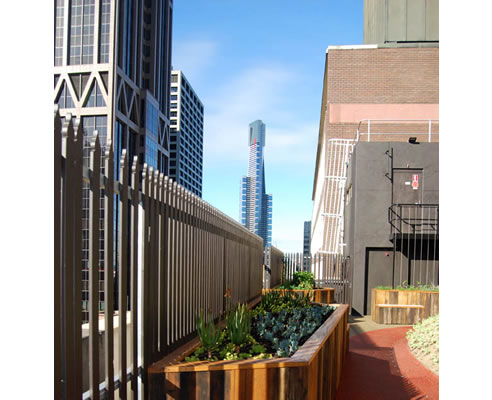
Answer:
[240, 120, 272, 248]
[54, 0, 173, 321]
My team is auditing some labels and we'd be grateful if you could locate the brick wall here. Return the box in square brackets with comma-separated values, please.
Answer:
[322, 46, 439, 143]
[326, 47, 439, 104]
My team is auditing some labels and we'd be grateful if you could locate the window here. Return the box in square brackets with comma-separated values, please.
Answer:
[98, 0, 110, 63]
[55, 0, 64, 66]
[69, 0, 95, 65]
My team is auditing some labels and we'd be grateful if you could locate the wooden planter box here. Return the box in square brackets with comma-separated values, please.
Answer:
[148, 304, 349, 400]
[371, 288, 439, 325]
[262, 288, 335, 304]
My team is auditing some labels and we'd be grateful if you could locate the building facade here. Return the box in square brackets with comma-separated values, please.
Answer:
[311, 0, 439, 258]
[310, 0, 439, 314]
[169, 70, 204, 197]
[344, 142, 439, 315]
[54, 0, 173, 320]
[240, 120, 272, 248]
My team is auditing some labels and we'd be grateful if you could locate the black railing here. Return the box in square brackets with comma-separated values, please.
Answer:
[389, 204, 439, 236]
[388, 204, 439, 287]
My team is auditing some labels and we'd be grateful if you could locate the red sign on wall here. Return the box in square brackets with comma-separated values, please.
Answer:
[412, 174, 419, 190]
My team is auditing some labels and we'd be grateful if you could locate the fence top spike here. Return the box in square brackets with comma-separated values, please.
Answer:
[131, 155, 138, 173]
[141, 163, 148, 180]
[60, 113, 73, 138]
[89, 131, 100, 150]
[104, 139, 113, 159]
[120, 148, 127, 168]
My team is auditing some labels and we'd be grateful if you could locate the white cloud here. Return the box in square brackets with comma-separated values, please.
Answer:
[202, 64, 319, 168]
[172, 39, 219, 82]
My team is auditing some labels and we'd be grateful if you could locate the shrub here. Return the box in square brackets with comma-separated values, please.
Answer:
[292, 271, 315, 290]
[226, 303, 252, 353]
[196, 310, 222, 359]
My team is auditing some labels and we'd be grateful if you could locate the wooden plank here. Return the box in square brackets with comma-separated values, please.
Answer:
[103, 140, 115, 399]
[88, 133, 101, 400]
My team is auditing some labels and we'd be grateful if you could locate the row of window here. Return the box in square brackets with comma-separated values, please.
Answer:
[54, 0, 124, 67]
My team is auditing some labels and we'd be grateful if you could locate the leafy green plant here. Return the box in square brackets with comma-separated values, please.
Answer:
[195, 309, 222, 359]
[292, 271, 315, 290]
[254, 304, 335, 357]
[407, 314, 439, 371]
[253, 290, 312, 316]
[226, 303, 252, 353]
[376, 281, 439, 291]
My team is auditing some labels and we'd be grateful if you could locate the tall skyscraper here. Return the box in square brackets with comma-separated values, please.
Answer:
[303, 221, 311, 270]
[169, 70, 204, 197]
[240, 120, 272, 248]
[54, 0, 173, 320]
[303, 221, 311, 256]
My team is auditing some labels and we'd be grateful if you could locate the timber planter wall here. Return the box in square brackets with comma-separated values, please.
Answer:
[371, 288, 439, 325]
[262, 288, 335, 305]
[148, 304, 349, 400]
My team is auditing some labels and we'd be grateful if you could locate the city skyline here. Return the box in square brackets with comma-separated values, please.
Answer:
[171, 1, 364, 252]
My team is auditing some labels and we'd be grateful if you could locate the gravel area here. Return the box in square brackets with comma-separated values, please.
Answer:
[406, 314, 439, 375]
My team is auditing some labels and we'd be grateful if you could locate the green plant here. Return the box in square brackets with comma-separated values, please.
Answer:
[226, 303, 252, 353]
[196, 309, 221, 359]
[253, 290, 312, 316]
[254, 304, 335, 357]
[376, 282, 439, 291]
[292, 271, 315, 290]
[407, 314, 439, 368]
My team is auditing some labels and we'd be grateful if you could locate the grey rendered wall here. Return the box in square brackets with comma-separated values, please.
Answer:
[364, 0, 439, 44]
[347, 142, 439, 315]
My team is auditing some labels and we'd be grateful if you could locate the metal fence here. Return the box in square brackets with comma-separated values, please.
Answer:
[263, 246, 284, 288]
[283, 253, 353, 309]
[55, 109, 264, 399]
[388, 204, 439, 287]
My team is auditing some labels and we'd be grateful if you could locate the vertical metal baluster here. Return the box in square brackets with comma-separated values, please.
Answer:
[89, 134, 101, 400]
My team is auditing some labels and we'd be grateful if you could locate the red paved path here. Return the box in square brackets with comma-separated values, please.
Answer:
[336, 327, 439, 400]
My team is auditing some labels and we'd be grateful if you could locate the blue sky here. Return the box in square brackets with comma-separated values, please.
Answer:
[171, 1, 363, 252]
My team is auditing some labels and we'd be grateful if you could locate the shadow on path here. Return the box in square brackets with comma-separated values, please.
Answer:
[336, 326, 436, 400]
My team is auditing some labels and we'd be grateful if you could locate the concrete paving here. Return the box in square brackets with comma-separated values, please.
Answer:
[348, 314, 411, 337]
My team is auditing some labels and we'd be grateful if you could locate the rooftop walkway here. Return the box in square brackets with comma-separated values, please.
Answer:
[336, 315, 439, 400]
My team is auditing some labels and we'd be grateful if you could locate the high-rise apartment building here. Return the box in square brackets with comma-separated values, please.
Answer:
[54, 0, 173, 320]
[240, 120, 272, 248]
[169, 70, 204, 197]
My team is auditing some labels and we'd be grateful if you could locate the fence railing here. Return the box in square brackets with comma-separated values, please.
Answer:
[55, 108, 265, 399]
[283, 253, 353, 310]
[263, 246, 284, 288]
[388, 204, 439, 287]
